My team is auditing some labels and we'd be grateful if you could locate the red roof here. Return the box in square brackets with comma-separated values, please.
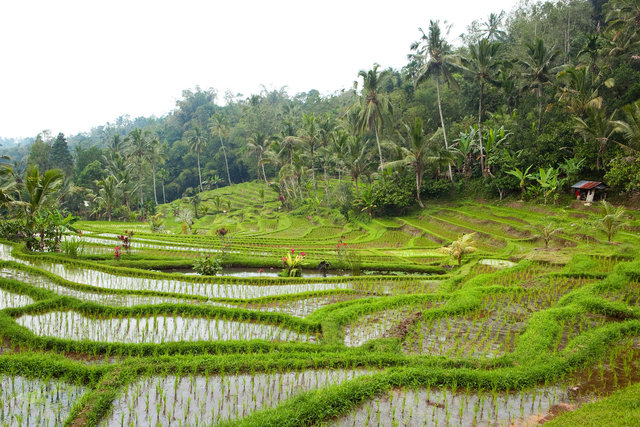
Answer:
[571, 180, 603, 189]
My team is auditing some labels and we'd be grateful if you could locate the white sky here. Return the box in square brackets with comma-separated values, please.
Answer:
[0, 0, 521, 139]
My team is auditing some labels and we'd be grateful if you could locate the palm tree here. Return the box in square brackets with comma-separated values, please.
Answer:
[246, 132, 270, 183]
[445, 233, 477, 266]
[574, 107, 617, 170]
[599, 200, 627, 243]
[462, 39, 501, 176]
[209, 113, 233, 186]
[519, 38, 560, 133]
[329, 128, 350, 184]
[148, 138, 166, 205]
[23, 167, 64, 239]
[556, 66, 609, 117]
[299, 113, 320, 199]
[355, 64, 392, 168]
[185, 126, 207, 192]
[345, 135, 374, 195]
[384, 117, 442, 208]
[93, 176, 120, 221]
[533, 222, 563, 248]
[605, 0, 640, 55]
[613, 99, 640, 153]
[157, 168, 168, 204]
[317, 114, 335, 200]
[412, 20, 459, 181]
[481, 12, 507, 41]
[124, 128, 152, 209]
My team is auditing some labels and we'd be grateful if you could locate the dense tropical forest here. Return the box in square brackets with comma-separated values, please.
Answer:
[2, 0, 640, 225]
[2, 1, 640, 426]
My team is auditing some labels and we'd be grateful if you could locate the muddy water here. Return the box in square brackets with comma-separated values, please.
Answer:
[102, 369, 375, 426]
[0, 375, 86, 426]
[16, 311, 315, 344]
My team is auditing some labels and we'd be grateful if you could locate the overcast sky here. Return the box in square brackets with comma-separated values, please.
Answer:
[0, 0, 522, 139]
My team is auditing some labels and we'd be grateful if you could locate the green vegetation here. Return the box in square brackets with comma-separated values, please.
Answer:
[1, 0, 640, 424]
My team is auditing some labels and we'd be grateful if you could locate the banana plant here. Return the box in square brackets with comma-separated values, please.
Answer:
[506, 165, 534, 199]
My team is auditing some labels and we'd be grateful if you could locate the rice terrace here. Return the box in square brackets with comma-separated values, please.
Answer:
[2, 0, 640, 425]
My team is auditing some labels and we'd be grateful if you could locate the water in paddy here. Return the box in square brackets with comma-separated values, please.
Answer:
[17, 311, 315, 344]
[4, 254, 349, 298]
[0, 375, 86, 426]
[330, 385, 569, 426]
[0, 287, 33, 309]
[103, 369, 374, 426]
[0, 268, 206, 307]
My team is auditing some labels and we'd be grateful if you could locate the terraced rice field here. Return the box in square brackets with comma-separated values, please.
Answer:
[1, 196, 640, 425]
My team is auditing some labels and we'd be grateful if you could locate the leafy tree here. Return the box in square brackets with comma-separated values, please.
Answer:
[50, 133, 74, 173]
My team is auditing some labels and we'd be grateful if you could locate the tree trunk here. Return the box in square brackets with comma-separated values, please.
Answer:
[537, 85, 543, 135]
[219, 136, 232, 186]
[374, 127, 383, 168]
[261, 158, 268, 184]
[436, 77, 453, 181]
[152, 164, 158, 205]
[162, 179, 166, 204]
[416, 171, 424, 208]
[478, 93, 484, 175]
[197, 152, 203, 192]
[310, 145, 317, 199]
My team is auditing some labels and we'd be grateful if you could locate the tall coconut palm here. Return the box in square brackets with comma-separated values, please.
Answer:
[246, 132, 270, 183]
[355, 64, 392, 168]
[299, 113, 320, 199]
[329, 128, 350, 184]
[185, 126, 207, 192]
[412, 20, 459, 181]
[461, 39, 501, 176]
[384, 117, 443, 208]
[124, 128, 152, 209]
[148, 138, 166, 205]
[317, 114, 335, 200]
[519, 38, 560, 134]
[481, 12, 507, 42]
[208, 113, 233, 186]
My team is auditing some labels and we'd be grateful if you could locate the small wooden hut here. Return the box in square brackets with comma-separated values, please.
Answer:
[571, 180, 608, 202]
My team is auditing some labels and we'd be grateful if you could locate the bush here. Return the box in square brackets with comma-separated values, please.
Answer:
[193, 254, 223, 276]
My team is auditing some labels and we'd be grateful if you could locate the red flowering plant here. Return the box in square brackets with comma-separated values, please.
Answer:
[114, 246, 121, 259]
[280, 249, 306, 277]
[117, 230, 134, 255]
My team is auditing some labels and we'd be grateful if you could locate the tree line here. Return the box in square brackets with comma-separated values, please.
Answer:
[2, 0, 640, 223]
